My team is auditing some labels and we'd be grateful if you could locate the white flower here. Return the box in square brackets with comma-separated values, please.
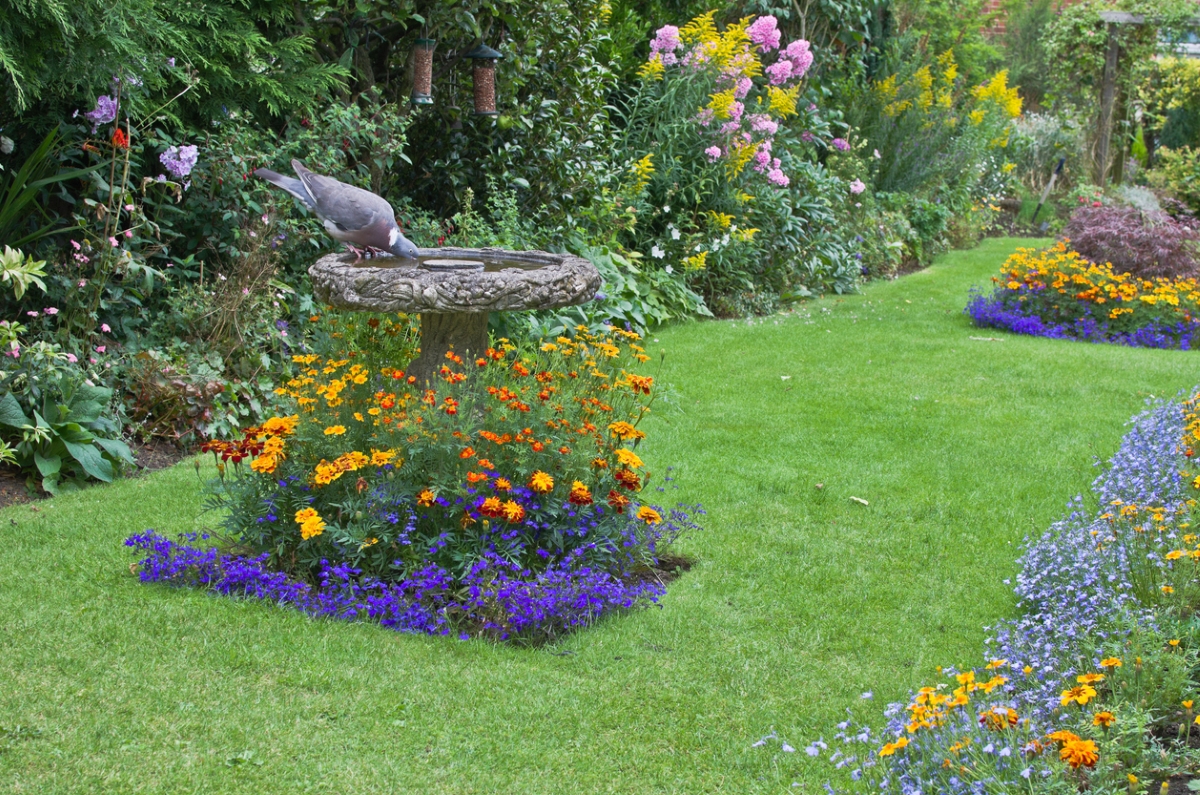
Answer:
[0, 136, 13, 155]
[664, 265, 674, 274]
[651, 245, 666, 259]
[662, 205, 671, 213]
[670, 226, 681, 240]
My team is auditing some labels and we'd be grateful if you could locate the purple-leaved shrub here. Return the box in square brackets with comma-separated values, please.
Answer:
[1063, 204, 1200, 280]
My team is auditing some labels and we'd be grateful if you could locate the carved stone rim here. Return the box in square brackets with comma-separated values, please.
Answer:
[308, 247, 601, 315]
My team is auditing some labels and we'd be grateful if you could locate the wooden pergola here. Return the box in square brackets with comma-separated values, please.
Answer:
[1094, 10, 1200, 186]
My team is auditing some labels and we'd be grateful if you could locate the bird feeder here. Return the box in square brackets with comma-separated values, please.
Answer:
[464, 44, 503, 116]
[411, 38, 436, 106]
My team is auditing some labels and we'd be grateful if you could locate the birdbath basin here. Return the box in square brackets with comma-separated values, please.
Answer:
[309, 247, 601, 385]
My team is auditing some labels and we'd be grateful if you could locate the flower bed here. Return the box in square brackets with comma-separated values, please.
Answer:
[967, 242, 1200, 349]
[126, 324, 702, 643]
[805, 391, 1200, 792]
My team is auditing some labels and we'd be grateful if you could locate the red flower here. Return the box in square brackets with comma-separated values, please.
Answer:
[111, 128, 129, 149]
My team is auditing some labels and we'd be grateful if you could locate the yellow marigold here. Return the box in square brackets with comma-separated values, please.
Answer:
[370, 449, 397, 466]
[262, 415, 299, 436]
[615, 448, 644, 468]
[608, 421, 646, 440]
[878, 736, 909, 757]
[1059, 738, 1098, 769]
[324, 425, 346, 436]
[417, 489, 435, 507]
[1076, 672, 1105, 685]
[529, 470, 555, 493]
[636, 505, 662, 525]
[1060, 684, 1097, 706]
[250, 454, 278, 474]
[1092, 711, 1115, 727]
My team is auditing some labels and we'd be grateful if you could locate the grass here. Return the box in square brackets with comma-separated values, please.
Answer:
[1, 237, 1197, 794]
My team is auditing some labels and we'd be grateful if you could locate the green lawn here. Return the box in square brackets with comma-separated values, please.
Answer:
[2, 237, 1196, 794]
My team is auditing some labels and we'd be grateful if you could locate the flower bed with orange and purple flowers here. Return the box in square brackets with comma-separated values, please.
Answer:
[126, 324, 701, 643]
[801, 392, 1200, 793]
[966, 242, 1200, 350]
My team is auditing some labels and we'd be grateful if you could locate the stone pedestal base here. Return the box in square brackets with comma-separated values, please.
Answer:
[407, 312, 489, 387]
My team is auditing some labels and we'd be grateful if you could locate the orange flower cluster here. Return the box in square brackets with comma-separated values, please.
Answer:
[995, 241, 1200, 321]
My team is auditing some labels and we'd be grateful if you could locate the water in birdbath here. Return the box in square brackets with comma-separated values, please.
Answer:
[343, 253, 548, 272]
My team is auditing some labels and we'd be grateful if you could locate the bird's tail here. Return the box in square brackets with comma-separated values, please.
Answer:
[253, 168, 315, 209]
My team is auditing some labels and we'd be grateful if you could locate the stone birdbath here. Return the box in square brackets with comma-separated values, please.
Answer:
[309, 247, 601, 386]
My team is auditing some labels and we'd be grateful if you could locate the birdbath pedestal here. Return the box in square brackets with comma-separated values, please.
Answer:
[308, 247, 601, 386]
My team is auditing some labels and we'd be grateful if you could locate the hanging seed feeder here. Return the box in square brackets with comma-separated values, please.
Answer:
[464, 44, 503, 116]
[411, 38, 437, 106]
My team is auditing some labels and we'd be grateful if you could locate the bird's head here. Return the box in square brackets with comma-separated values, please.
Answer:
[387, 227, 420, 260]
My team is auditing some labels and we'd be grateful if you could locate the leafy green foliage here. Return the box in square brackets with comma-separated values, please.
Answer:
[0, 0, 347, 124]
[0, 246, 46, 299]
[0, 352, 133, 494]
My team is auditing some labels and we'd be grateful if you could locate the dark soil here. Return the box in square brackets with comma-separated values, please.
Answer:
[1163, 773, 1200, 795]
[0, 438, 192, 510]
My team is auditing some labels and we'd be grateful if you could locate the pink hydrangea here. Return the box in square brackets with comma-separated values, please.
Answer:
[831, 137, 850, 152]
[767, 167, 790, 187]
[705, 146, 722, 161]
[747, 16, 781, 52]
[850, 179, 866, 194]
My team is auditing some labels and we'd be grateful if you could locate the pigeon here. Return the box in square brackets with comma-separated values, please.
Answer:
[253, 159, 420, 260]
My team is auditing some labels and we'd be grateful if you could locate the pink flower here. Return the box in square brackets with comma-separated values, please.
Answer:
[801, 131, 814, 143]
[101, 323, 111, 333]
[747, 16, 781, 52]
[124, 229, 132, 238]
[749, 114, 778, 135]
[89, 357, 98, 364]
[696, 108, 715, 127]
[783, 40, 814, 79]
[124, 204, 134, 211]
[831, 138, 850, 152]
[44, 307, 58, 315]
[766, 61, 793, 85]
[705, 146, 722, 161]
[78, 279, 87, 288]
[719, 120, 741, 135]
[242, 287, 250, 295]
[768, 167, 789, 187]
[26, 311, 37, 317]
[728, 101, 744, 122]
[70, 239, 81, 250]
[66, 353, 78, 363]
[849, 179, 866, 195]
[650, 25, 681, 65]
[108, 236, 119, 247]
[734, 77, 752, 100]
[96, 346, 106, 353]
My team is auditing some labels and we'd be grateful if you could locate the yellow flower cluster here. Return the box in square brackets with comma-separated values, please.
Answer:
[295, 507, 326, 540]
[630, 154, 655, 193]
[972, 70, 1022, 119]
[313, 448, 397, 486]
[876, 50, 957, 118]
[997, 241, 1200, 320]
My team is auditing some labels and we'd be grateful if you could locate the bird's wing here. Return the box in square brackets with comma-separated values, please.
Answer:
[291, 159, 396, 239]
[253, 168, 315, 210]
